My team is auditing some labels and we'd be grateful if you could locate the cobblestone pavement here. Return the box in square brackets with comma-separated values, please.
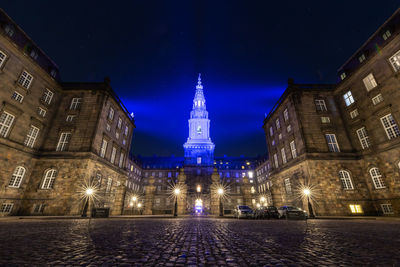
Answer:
[0, 217, 399, 266]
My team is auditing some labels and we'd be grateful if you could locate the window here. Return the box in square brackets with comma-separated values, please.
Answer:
[197, 157, 202, 165]
[0, 50, 7, 68]
[197, 125, 202, 134]
[290, 141, 297, 159]
[0, 112, 15, 137]
[0, 203, 13, 214]
[122, 139, 126, 145]
[106, 178, 112, 193]
[4, 24, 15, 37]
[100, 139, 108, 158]
[17, 70, 33, 89]
[42, 169, 57, 189]
[281, 147, 287, 164]
[108, 107, 114, 120]
[119, 152, 125, 168]
[370, 167, 385, 189]
[275, 119, 280, 129]
[124, 126, 129, 136]
[29, 48, 38, 60]
[56, 132, 71, 151]
[339, 170, 353, 190]
[117, 118, 122, 129]
[33, 204, 45, 213]
[343, 91, 354, 106]
[66, 115, 75, 122]
[358, 54, 366, 63]
[273, 153, 279, 168]
[356, 127, 371, 149]
[110, 147, 117, 164]
[70, 98, 82, 110]
[38, 107, 46, 118]
[381, 204, 394, 214]
[349, 204, 363, 214]
[363, 73, 377, 91]
[325, 134, 340, 152]
[380, 114, 400, 140]
[283, 109, 289, 121]
[371, 94, 384, 105]
[340, 72, 346, 80]
[271, 140, 275, 146]
[11, 91, 23, 103]
[8, 166, 26, 188]
[315, 99, 327, 111]
[389, 49, 400, 72]
[115, 132, 119, 140]
[350, 109, 359, 119]
[42, 89, 53, 105]
[321, 117, 330, 123]
[24, 125, 39, 148]
[287, 125, 291, 133]
[106, 124, 111, 131]
[50, 69, 57, 78]
[269, 126, 273, 136]
[382, 29, 391, 40]
[284, 178, 291, 194]
[278, 133, 282, 140]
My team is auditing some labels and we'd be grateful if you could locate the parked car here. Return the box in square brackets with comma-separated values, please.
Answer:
[254, 206, 279, 219]
[234, 205, 254, 219]
[277, 206, 308, 220]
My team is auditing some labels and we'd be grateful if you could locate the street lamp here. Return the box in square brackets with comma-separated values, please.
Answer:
[174, 188, 180, 217]
[82, 187, 94, 217]
[217, 188, 224, 217]
[303, 188, 315, 218]
[131, 196, 138, 215]
[260, 196, 266, 206]
[137, 202, 143, 215]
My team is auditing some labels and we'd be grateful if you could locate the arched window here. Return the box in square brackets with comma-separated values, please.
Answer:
[42, 169, 57, 189]
[370, 167, 385, 189]
[8, 166, 25, 188]
[339, 170, 354, 190]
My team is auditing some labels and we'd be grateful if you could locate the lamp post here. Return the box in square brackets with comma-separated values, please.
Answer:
[260, 196, 266, 207]
[303, 188, 315, 218]
[217, 188, 224, 217]
[82, 188, 94, 217]
[131, 196, 137, 215]
[137, 202, 142, 215]
[173, 188, 180, 217]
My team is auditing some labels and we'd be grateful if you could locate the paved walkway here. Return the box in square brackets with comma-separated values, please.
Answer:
[0, 217, 399, 266]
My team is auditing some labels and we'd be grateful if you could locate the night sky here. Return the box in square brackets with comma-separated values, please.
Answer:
[2, 1, 399, 157]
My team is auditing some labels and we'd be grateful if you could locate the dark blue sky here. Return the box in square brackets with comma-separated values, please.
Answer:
[3, 1, 399, 156]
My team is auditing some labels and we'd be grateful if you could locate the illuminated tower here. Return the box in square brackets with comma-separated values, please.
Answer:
[183, 74, 215, 166]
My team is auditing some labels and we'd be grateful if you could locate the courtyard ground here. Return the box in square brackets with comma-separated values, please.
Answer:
[0, 217, 399, 266]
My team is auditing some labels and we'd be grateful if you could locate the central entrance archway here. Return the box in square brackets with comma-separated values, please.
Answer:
[195, 199, 203, 214]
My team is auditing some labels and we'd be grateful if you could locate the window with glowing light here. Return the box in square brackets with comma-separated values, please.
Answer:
[343, 91, 354, 106]
[197, 157, 201, 165]
[349, 204, 363, 214]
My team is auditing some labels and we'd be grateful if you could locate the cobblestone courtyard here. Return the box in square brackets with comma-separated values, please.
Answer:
[0, 217, 399, 266]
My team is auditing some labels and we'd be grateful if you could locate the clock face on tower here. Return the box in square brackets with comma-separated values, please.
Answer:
[197, 125, 202, 134]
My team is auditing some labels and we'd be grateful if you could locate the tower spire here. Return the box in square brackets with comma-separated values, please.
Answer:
[197, 73, 202, 86]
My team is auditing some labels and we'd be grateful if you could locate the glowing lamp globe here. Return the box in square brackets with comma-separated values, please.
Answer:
[85, 188, 94, 196]
[217, 188, 224, 195]
[303, 189, 311, 196]
[174, 188, 180, 195]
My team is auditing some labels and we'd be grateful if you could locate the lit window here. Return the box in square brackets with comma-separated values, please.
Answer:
[41, 169, 57, 189]
[343, 91, 354, 106]
[371, 94, 384, 105]
[30, 48, 39, 60]
[248, 171, 253, 178]
[70, 98, 82, 110]
[389, 49, 400, 72]
[108, 107, 114, 120]
[66, 115, 76, 122]
[0, 203, 13, 214]
[363, 73, 377, 91]
[287, 125, 291, 132]
[24, 125, 39, 148]
[380, 114, 400, 140]
[275, 118, 280, 129]
[124, 126, 129, 136]
[110, 147, 117, 164]
[119, 152, 125, 168]
[116, 132, 119, 140]
[0, 50, 7, 68]
[271, 140, 275, 146]
[340, 72, 346, 80]
[17, 70, 33, 89]
[321, 117, 330, 123]
[197, 157, 201, 165]
[278, 133, 282, 140]
[370, 167, 385, 189]
[381, 204, 394, 214]
[339, 170, 354, 190]
[358, 54, 366, 63]
[269, 126, 273, 136]
[0, 111, 15, 138]
[349, 204, 363, 214]
[356, 127, 371, 149]
[315, 99, 327, 111]
[283, 108, 289, 121]
[41, 89, 54, 105]
[382, 29, 391, 40]
[284, 178, 291, 194]
[38, 107, 46, 118]
[196, 185, 201, 192]
[106, 124, 111, 131]
[11, 91, 23, 103]
[100, 139, 108, 158]
[8, 166, 26, 188]
[273, 153, 279, 168]
[106, 178, 112, 193]
[290, 141, 297, 159]
[117, 118, 122, 129]
[281, 147, 287, 164]
[325, 134, 340, 152]
[350, 109, 359, 119]
[56, 132, 71, 151]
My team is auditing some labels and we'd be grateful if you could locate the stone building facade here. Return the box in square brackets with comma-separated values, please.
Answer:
[0, 9, 136, 216]
[261, 8, 400, 216]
